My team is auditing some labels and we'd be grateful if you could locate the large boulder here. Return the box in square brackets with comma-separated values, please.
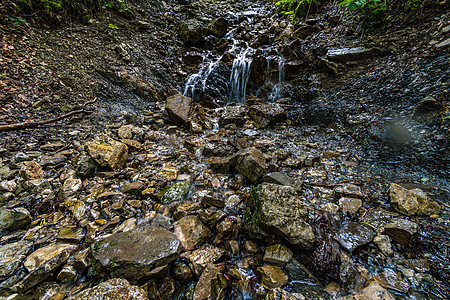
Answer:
[248, 104, 287, 129]
[230, 147, 267, 182]
[91, 226, 181, 283]
[174, 215, 211, 251]
[67, 278, 148, 300]
[165, 94, 205, 130]
[0, 208, 32, 231]
[193, 263, 228, 300]
[179, 19, 205, 46]
[0, 241, 33, 281]
[208, 17, 229, 38]
[244, 183, 315, 248]
[389, 183, 440, 216]
[85, 135, 128, 170]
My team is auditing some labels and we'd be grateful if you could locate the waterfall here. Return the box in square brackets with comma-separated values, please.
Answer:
[228, 47, 253, 104]
[268, 54, 285, 102]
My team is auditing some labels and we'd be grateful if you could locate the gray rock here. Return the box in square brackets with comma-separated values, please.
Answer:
[76, 154, 99, 178]
[248, 104, 287, 129]
[262, 172, 298, 189]
[373, 235, 393, 256]
[208, 17, 229, 38]
[57, 264, 77, 283]
[181, 244, 226, 276]
[0, 208, 32, 231]
[155, 180, 191, 204]
[336, 222, 376, 251]
[263, 244, 293, 267]
[59, 177, 82, 199]
[245, 183, 315, 248]
[91, 226, 181, 283]
[339, 197, 362, 214]
[66, 278, 148, 300]
[0, 241, 33, 280]
[374, 268, 410, 294]
[231, 147, 267, 182]
[389, 183, 440, 216]
[383, 219, 419, 246]
[179, 19, 205, 46]
[326, 47, 374, 62]
[435, 37, 450, 49]
[174, 215, 211, 251]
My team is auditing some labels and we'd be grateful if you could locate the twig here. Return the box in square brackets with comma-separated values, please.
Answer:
[0, 99, 96, 132]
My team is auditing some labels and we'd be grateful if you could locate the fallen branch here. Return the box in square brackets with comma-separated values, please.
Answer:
[0, 99, 96, 132]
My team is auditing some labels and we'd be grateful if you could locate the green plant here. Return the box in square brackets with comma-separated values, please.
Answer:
[108, 23, 118, 29]
[338, 0, 388, 28]
[275, 0, 320, 21]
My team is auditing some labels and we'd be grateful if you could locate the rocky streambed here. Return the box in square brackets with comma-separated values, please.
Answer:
[0, 92, 448, 299]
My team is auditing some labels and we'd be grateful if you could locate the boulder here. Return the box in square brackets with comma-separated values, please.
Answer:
[165, 94, 205, 130]
[263, 244, 293, 267]
[0, 208, 32, 231]
[19, 161, 44, 180]
[179, 19, 205, 46]
[244, 183, 315, 248]
[383, 219, 419, 246]
[208, 17, 229, 38]
[219, 106, 248, 127]
[0, 241, 33, 280]
[248, 104, 287, 128]
[389, 183, 440, 216]
[336, 222, 376, 251]
[174, 215, 211, 251]
[257, 265, 289, 289]
[85, 135, 128, 170]
[91, 226, 181, 283]
[230, 147, 267, 182]
[193, 263, 228, 300]
[67, 278, 148, 300]
[181, 244, 226, 276]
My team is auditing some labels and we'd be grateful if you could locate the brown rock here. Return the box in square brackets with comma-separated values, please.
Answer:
[174, 215, 211, 251]
[257, 265, 288, 289]
[389, 183, 440, 216]
[181, 244, 226, 276]
[248, 104, 287, 129]
[383, 219, 419, 246]
[165, 94, 205, 130]
[20, 161, 44, 180]
[85, 135, 128, 170]
[231, 147, 267, 182]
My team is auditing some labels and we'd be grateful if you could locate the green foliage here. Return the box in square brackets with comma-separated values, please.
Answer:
[275, 0, 320, 21]
[338, 0, 387, 28]
[108, 23, 118, 29]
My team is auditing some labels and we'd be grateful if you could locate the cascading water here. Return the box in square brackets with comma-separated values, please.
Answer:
[227, 46, 253, 104]
[267, 54, 285, 102]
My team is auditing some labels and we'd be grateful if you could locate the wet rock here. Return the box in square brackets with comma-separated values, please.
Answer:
[73, 248, 91, 272]
[361, 209, 397, 232]
[179, 19, 205, 46]
[155, 180, 191, 204]
[318, 57, 339, 76]
[336, 222, 376, 251]
[348, 281, 395, 300]
[91, 226, 181, 283]
[374, 268, 410, 294]
[389, 183, 440, 216]
[435, 37, 450, 48]
[326, 47, 374, 62]
[67, 278, 148, 300]
[263, 244, 293, 267]
[181, 244, 226, 276]
[322, 202, 340, 214]
[373, 235, 393, 256]
[248, 104, 287, 128]
[174, 215, 211, 251]
[285, 258, 325, 297]
[404, 259, 430, 273]
[76, 154, 99, 178]
[231, 147, 267, 182]
[173, 260, 194, 282]
[257, 265, 288, 289]
[214, 216, 241, 244]
[208, 17, 229, 38]
[334, 183, 364, 199]
[0, 208, 32, 231]
[293, 24, 320, 39]
[16, 243, 76, 291]
[59, 177, 82, 199]
[266, 289, 304, 300]
[193, 263, 228, 300]
[219, 106, 248, 127]
[0, 179, 17, 193]
[57, 226, 85, 243]
[411, 96, 446, 125]
[57, 264, 77, 283]
[0, 240, 33, 280]
[121, 181, 144, 194]
[85, 135, 128, 170]
[262, 172, 298, 189]
[245, 183, 315, 248]
[19, 161, 44, 180]
[243, 240, 260, 256]
[383, 219, 419, 246]
[339, 197, 362, 214]
[165, 94, 205, 130]
[340, 253, 365, 292]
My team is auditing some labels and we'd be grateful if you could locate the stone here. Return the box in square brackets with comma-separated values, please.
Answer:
[179, 19, 205, 46]
[73, 248, 91, 272]
[351, 281, 395, 300]
[266, 289, 304, 300]
[155, 181, 191, 204]
[66, 278, 148, 300]
[219, 106, 248, 127]
[19, 161, 44, 180]
[214, 216, 241, 244]
[339, 197, 362, 214]
[174, 215, 211, 251]
[0, 180, 17, 192]
[245, 183, 315, 248]
[248, 104, 287, 128]
[322, 203, 340, 214]
[0, 241, 33, 280]
[257, 265, 288, 289]
[326, 47, 374, 62]
[193, 263, 228, 300]
[389, 183, 440, 216]
[285, 259, 325, 297]
[173, 260, 194, 282]
[118, 125, 133, 139]
[231, 147, 267, 182]
[374, 268, 410, 294]
[383, 219, 419, 246]
[361, 209, 397, 232]
[334, 183, 364, 199]
[59, 177, 82, 199]
[225, 194, 241, 208]
[182, 245, 226, 276]
[85, 135, 128, 170]
[318, 58, 339, 76]
[373, 235, 393, 256]
[17, 243, 76, 291]
[121, 181, 144, 194]
[208, 17, 228, 38]
[340, 253, 365, 292]
[57, 265, 77, 283]
[165, 94, 205, 130]
[91, 226, 181, 283]
[435, 37, 450, 49]
[151, 214, 174, 231]
[411, 96, 447, 125]
[336, 222, 376, 251]
[262, 172, 298, 188]
[0, 208, 32, 231]
[76, 154, 99, 178]
[263, 244, 293, 267]
[57, 226, 85, 243]
[293, 24, 320, 39]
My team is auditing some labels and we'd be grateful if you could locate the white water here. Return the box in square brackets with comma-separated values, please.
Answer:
[228, 46, 253, 104]
[267, 54, 285, 102]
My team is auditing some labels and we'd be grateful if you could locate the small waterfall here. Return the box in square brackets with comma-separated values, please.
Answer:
[228, 47, 253, 104]
[268, 54, 285, 102]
